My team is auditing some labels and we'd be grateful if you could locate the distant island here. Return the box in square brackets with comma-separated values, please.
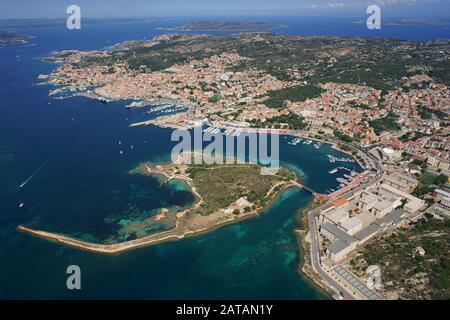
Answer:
[159, 21, 288, 31]
[354, 18, 450, 26]
[0, 31, 28, 45]
[0, 17, 173, 29]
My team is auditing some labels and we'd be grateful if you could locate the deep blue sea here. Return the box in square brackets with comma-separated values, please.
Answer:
[0, 16, 448, 299]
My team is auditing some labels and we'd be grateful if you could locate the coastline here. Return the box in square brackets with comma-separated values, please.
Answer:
[18, 164, 300, 255]
[295, 199, 335, 299]
[36, 60, 364, 297]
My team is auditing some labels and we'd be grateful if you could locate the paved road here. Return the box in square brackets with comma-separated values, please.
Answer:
[307, 178, 384, 300]
[308, 202, 355, 300]
[305, 139, 385, 300]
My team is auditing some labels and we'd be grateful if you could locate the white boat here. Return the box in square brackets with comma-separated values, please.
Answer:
[18, 160, 48, 189]
[329, 168, 339, 174]
[289, 138, 302, 145]
[19, 203, 24, 208]
[96, 96, 109, 103]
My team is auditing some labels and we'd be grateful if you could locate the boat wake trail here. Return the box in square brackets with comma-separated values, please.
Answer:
[19, 160, 49, 189]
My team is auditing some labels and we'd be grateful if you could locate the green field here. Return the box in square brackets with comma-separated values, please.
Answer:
[187, 164, 291, 216]
[369, 111, 400, 135]
[263, 85, 325, 108]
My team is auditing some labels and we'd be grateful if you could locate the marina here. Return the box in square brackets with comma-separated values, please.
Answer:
[0, 17, 376, 300]
[327, 154, 355, 164]
[328, 166, 357, 175]
[145, 104, 180, 114]
[314, 142, 322, 149]
[202, 127, 243, 137]
[288, 138, 302, 145]
[125, 100, 146, 108]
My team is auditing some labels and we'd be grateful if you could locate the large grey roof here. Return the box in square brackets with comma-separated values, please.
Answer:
[375, 208, 405, 226]
[328, 240, 351, 254]
[354, 223, 382, 241]
[395, 173, 418, 184]
[321, 222, 357, 245]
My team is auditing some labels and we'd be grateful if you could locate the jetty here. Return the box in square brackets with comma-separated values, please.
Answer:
[17, 225, 188, 254]
[314, 172, 367, 202]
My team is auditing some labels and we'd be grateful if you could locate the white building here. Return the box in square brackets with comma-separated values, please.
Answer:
[357, 192, 378, 211]
[340, 217, 363, 236]
[370, 200, 395, 218]
[320, 222, 358, 263]
[325, 208, 349, 224]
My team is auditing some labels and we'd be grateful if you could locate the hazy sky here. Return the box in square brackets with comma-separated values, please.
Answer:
[1, 0, 450, 18]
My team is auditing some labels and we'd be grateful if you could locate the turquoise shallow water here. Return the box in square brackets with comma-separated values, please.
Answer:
[3, 188, 326, 299]
[1, 18, 445, 299]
